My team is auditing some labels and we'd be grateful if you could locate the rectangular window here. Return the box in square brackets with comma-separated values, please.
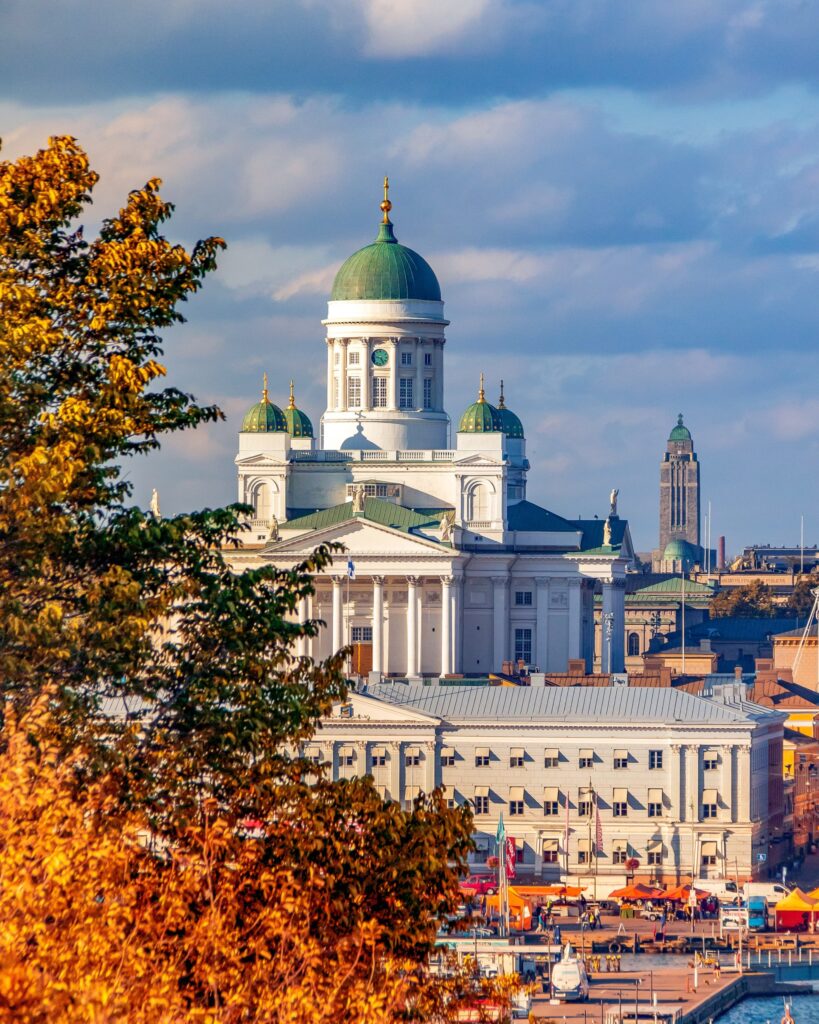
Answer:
[399, 377, 414, 409]
[578, 839, 591, 865]
[613, 844, 627, 865]
[702, 803, 717, 818]
[348, 350, 360, 365]
[613, 788, 628, 817]
[701, 852, 717, 867]
[703, 751, 719, 771]
[424, 352, 432, 366]
[371, 753, 386, 767]
[347, 377, 362, 408]
[405, 746, 421, 767]
[423, 377, 433, 409]
[578, 788, 593, 819]
[543, 846, 559, 864]
[339, 746, 355, 767]
[515, 591, 533, 606]
[475, 747, 490, 768]
[404, 785, 420, 811]
[473, 788, 489, 815]
[372, 376, 387, 408]
[509, 800, 524, 816]
[648, 802, 663, 817]
[401, 350, 412, 365]
[648, 848, 663, 866]
[614, 750, 629, 770]
[649, 750, 663, 770]
[510, 747, 525, 768]
[579, 750, 594, 769]
[351, 626, 373, 642]
[544, 748, 559, 769]
[509, 788, 525, 816]
[440, 747, 455, 767]
[543, 787, 559, 816]
[514, 628, 532, 663]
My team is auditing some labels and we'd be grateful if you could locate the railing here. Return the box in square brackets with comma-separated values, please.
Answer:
[361, 451, 389, 460]
[289, 448, 456, 463]
[466, 520, 492, 529]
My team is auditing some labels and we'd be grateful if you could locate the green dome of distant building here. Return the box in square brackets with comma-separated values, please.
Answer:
[669, 413, 691, 441]
[459, 374, 503, 433]
[330, 178, 441, 302]
[283, 381, 313, 438]
[497, 380, 524, 439]
[241, 374, 288, 433]
[663, 538, 698, 567]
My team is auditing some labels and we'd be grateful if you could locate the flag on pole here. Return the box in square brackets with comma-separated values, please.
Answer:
[496, 810, 505, 848]
[347, 557, 355, 579]
[564, 791, 571, 851]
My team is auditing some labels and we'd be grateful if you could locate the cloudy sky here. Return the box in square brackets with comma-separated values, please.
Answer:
[4, 0, 819, 555]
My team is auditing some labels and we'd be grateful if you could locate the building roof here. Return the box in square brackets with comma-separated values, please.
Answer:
[692, 617, 805, 643]
[367, 682, 772, 724]
[774, 624, 818, 640]
[662, 539, 699, 565]
[595, 576, 714, 605]
[458, 375, 503, 433]
[283, 381, 313, 438]
[497, 382, 524, 439]
[669, 413, 692, 442]
[330, 216, 441, 302]
[576, 516, 629, 554]
[282, 497, 446, 535]
[783, 726, 819, 746]
[749, 678, 819, 710]
[506, 500, 578, 534]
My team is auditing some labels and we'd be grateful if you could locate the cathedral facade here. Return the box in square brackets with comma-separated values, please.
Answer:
[226, 184, 634, 679]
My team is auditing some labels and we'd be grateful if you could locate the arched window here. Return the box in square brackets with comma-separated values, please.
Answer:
[251, 482, 270, 521]
[627, 632, 640, 657]
[467, 485, 488, 522]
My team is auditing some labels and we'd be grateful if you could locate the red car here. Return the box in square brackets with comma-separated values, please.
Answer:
[460, 873, 498, 897]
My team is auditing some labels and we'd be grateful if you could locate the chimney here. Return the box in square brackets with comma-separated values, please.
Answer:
[567, 659, 586, 676]
[734, 665, 744, 681]
[718, 536, 726, 571]
[699, 638, 712, 652]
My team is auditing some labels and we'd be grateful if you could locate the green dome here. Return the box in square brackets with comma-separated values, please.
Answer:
[241, 375, 288, 433]
[497, 381, 524, 439]
[663, 539, 698, 566]
[330, 181, 440, 302]
[669, 413, 691, 441]
[458, 376, 503, 433]
[283, 381, 313, 439]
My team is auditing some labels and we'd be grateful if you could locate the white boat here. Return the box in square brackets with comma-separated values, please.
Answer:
[550, 942, 590, 1002]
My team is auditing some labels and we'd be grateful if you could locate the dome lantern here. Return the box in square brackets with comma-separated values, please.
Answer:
[241, 372, 288, 433]
[669, 413, 692, 442]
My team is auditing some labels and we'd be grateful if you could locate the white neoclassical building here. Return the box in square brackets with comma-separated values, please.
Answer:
[226, 182, 635, 679]
[310, 681, 785, 884]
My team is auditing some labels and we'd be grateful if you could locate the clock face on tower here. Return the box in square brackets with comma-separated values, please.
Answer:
[371, 348, 389, 367]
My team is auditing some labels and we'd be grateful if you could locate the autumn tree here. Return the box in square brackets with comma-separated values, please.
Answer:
[709, 579, 777, 619]
[0, 138, 485, 1022]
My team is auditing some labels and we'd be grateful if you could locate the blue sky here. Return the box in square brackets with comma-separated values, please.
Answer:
[3, 0, 819, 555]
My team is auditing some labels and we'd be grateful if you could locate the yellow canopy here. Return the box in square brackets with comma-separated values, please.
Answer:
[774, 887, 819, 913]
[807, 887, 819, 902]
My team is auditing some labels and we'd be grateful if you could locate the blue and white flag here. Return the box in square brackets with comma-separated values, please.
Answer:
[347, 557, 356, 580]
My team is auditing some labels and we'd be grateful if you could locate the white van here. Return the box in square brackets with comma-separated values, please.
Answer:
[693, 878, 739, 901]
[743, 882, 791, 906]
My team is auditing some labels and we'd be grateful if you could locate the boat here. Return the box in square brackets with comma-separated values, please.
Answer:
[550, 942, 590, 1002]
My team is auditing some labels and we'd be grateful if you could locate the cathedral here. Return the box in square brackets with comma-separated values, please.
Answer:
[225, 182, 635, 679]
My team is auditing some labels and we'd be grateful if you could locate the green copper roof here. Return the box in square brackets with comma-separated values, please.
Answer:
[669, 413, 691, 441]
[663, 538, 698, 564]
[283, 381, 313, 438]
[497, 382, 524, 438]
[241, 375, 288, 433]
[458, 376, 503, 433]
[283, 498, 448, 535]
[330, 219, 441, 302]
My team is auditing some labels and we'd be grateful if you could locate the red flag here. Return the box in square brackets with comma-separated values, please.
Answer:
[505, 837, 517, 879]
[595, 801, 603, 854]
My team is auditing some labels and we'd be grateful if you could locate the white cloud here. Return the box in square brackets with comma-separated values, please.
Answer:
[358, 0, 495, 57]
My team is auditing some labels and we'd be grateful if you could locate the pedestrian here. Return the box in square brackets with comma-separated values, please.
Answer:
[658, 911, 667, 943]
[554, 923, 562, 945]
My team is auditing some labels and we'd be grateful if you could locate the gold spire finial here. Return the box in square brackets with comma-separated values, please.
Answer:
[288, 379, 296, 410]
[498, 379, 506, 409]
[262, 371, 269, 403]
[478, 372, 486, 403]
[380, 175, 392, 224]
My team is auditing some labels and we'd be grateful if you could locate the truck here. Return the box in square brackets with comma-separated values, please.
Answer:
[743, 882, 791, 906]
[747, 896, 768, 931]
[693, 878, 740, 902]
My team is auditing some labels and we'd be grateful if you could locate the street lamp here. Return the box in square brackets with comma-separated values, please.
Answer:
[604, 612, 614, 673]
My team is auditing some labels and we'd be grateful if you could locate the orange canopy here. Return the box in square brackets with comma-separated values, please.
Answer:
[609, 882, 665, 901]
[664, 884, 708, 902]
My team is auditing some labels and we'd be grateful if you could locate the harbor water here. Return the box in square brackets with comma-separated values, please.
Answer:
[718, 995, 819, 1024]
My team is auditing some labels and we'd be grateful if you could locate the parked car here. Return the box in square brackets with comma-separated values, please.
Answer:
[459, 873, 498, 897]
[640, 907, 663, 922]
[743, 882, 791, 906]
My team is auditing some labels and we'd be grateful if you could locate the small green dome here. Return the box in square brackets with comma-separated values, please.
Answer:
[458, 375, 503, 433]
[669, 413, 691, 441]
[497, 381, 524, 439]
[283, 381, 314, 439]
[330, 181, 441, 302]
[241, 375, 288, 433]
[663, 539, 698, 566]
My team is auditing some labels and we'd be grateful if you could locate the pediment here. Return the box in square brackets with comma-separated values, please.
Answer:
[269, 516, 452, 558]
[326, 692, 440, 724]
[235, 453, 288, 468]
[453, 453, 503, 467]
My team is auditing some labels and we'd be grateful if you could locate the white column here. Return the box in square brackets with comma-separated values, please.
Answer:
[414, 337, 422, 412]
[686, 744, 699, 823]
[361, 337, 371, 411]
[338, 339, 348, 412]
[406, 576, 419, 679]
[492, 576, 508, 670]
[440, 576, 453, 677]
[332, 577, 343, 653]
[296, 596, 307, 657]
[535, 576, 550, 671]
[610, 577, 626, 672]
[372, 576, 384, 674]
[671, 744, 685, 820]
[568, 578, 582, 663]
[387, 337, 398, 411]
[738, 745, 751, 822]
[452, 575, 464, 673]
[436, 338, 445, 412]
[326, 340, 334, 409]
[723, 745, 734, 823]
